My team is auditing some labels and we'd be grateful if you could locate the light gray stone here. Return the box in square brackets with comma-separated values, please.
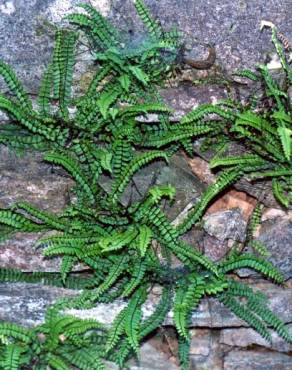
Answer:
[105, 342, 180, 370]
[203, 209, 247, 242]
[0, 146, 74, 271]
[223, 350, 292, 370]
[258, 219, 292, 279]
[220, 325, 292, 353]
[0, 282, 78, 327]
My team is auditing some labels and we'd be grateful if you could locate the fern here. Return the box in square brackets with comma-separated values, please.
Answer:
[134, 0, 163, 40]
[220, 294, 272, 343]
[44, 152, 96, 204]
[0, 61, 32, 110]
[219, 253, 284, 283]
[0, 3, 291, 370]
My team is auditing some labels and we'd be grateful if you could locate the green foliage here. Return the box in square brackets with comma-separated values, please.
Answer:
[0, 310, 107, 370]
[0, 2, 291, 370]
[208, 28, 291, 208]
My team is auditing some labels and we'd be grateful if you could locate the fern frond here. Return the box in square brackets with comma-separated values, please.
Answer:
[0, 210, 43, 232]
[181, 104, 235, 124]
[124, 289, 145, 353]
[136, 225, 153, 257]
[174, 275, 204, 340]
[2, 344, 24, 370]
[272, 178, 290, 208]
[37, 63, 53, 115]
[247, 296, 292, 342]
[0, 323, 32, 343]
[44, 152, 96, 204]
[105, 307, 127, 353]
[111, 151, 169, 203]
[178, 336, 190, 370]
[122, 259, 147, 297]
[58, 31, 78, 117]
[48, 354, 69, 370]
[0, 61, 32, 110]
[177, 168, 242, 234]
[12, 202, 69, 231]
[134, 0, 163, 40]
[247, 203, 263, 240]
[62, 348, 106, 370]
[210, 154, 264, 169]
[219, 253, 284, 283]
[220, 294, 272, 343]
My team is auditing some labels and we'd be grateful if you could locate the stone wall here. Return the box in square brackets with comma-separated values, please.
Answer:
[0, 1, 291, 369]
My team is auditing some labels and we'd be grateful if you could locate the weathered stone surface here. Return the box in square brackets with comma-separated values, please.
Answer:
[99, 154, 205, 221]
[65, 282, 292, 329]
[0, 146, 73, 271]
[203, 209, 247, 242]
[0, 282, 77, 327]
[223, 350, 292, 370]
[106, 342, 180, 370]
[258, 218, 292, 279]
[189, 329, 223, 370]
[111, 0, 292, 73]
[220, 325, 292, 353]
[0, 146, 73, 211]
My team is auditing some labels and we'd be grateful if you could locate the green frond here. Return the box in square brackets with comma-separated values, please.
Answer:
[99, 227, 138, 253]
[177, 168, 242, 234]
[12, 202, 69, 231]
[2, 344, 24, 370]
[37, 63, 53, 115]
[246, 203, 263, 242]
[44, 152, 96, 204]
[277, 126, 292, 161]
[122, 259, 147, 297]
[143, 124, 214, 148]
[272, 178, 290, 208]
[178, 336, 190, 370]
[136, 225, 153, 257]
[67, 3, 117, 49]
[174, 275, 204, 340]
[247, 296, 292, 342]
[134, 0, 163, 40]
[210, 154, 264, 169]
[124, 289, 145, 353]
[249, 240, 270, 257]
[58, 31, 78, 117]
[148, 184, 176, 204]
[60, 256, 78, 283]
[0, 96, 68, 143]
[203, 277, 228, 295]
[0, 60, 32, 110]
[118, 103, 173, 118]
[220, 294, 272, 343]
[249, 167, 292, 179]
[0, 323, 32, 343]
[62, 348, 106, 370]
[271, 26, 292, 84]
[111, 151, 169, 203]
[0, 124, 49, 151]
[232, 69, 259, 81]
[219, 253, 284, 283]
[106, 307, 127, 353]
[48, 354, 69, 370]
[0, 209, 43, 232]
[180, 104, 235, 124]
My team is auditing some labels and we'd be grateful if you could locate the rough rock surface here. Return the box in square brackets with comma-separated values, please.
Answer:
[223, 350, 292, 370]
[0, 0, 292, 368]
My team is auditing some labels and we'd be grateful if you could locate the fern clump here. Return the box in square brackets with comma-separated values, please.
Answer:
[183, 26, 292, 209]
[0, 2, 291, 370]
